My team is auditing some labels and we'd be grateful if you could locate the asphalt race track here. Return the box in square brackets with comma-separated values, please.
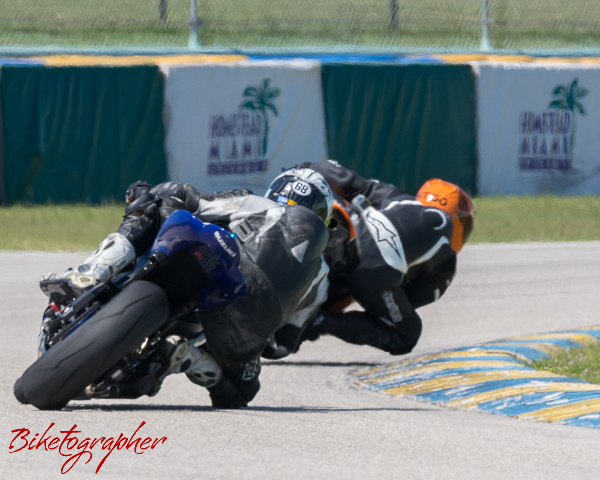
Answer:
[2, 243, 599, 479]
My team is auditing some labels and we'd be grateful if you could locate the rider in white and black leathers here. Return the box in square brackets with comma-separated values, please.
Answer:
[264, 160, 473, 358]
[41, 171, 332, 409]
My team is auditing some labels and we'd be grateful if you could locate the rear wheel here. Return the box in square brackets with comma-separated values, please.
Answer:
[15, 280, 169, 410]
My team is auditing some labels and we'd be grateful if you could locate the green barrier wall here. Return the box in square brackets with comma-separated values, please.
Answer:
[1, 65, 167, 204]
[322, 64, 477, 194]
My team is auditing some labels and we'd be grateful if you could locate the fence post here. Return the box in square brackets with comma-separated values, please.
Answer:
[159, 0, 168, 23]
[481, 0, 491, 51]
[189, 0, 200, 49]
[390, 0, 399, 30]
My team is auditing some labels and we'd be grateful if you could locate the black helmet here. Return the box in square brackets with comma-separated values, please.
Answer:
[264, 168, 333, 224]
[125, 181, 153, 204]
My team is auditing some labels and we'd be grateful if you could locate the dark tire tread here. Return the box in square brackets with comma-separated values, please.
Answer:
[16, 281, 169, 410]
[14, 376, 28, 405]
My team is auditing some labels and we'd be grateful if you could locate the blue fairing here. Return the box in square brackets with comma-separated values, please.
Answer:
[150, 210, 247, 309]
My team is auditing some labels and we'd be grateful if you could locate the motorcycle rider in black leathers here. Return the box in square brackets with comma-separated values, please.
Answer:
[40, 169, 333, 408]
[262, 160, 475, 359]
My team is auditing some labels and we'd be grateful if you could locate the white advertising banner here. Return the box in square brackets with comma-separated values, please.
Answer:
[161, 60, 328, 195]
[477, 62, 600, 195]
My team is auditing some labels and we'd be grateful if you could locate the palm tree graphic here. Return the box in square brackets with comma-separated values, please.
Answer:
[548, 78, 588, 155]
[239, 78, 281, 157]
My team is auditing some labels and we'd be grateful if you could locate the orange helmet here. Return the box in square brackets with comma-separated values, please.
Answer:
[330, 202, 357, 241]
[416, 179, 475, 253]
[322, 201, 360, 273]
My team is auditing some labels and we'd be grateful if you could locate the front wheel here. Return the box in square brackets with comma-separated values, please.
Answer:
[13, 377, 27, 404]
[15, 280, 169, 410]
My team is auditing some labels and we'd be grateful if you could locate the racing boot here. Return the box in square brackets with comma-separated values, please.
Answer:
[184, 347, 222, 388]
[39, 233, 136, 305]
[155, 335, 222, 390]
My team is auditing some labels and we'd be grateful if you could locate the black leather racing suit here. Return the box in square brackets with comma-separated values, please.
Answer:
[119, 182, 329, 407]
[295, 161, 456, 355]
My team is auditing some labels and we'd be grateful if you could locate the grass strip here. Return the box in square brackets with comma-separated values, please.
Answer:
[532, 343, 600, 384]
[0, 204, 124, 252]
[1, 0, 600, 50]
[2, 196, 600, 251]
[470, 196, 600, 244]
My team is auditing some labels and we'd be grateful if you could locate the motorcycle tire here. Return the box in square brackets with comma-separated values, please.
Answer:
[15, 280, 169, 410]
[13, 376, 27, 404]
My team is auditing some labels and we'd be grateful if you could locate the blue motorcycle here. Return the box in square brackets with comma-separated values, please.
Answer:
[14, 210, 247, 410]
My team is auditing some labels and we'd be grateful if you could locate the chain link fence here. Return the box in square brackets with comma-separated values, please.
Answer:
[1, 0, 600, 51]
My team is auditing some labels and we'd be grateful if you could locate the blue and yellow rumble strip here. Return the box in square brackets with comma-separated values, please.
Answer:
[353, 327, 600, 429]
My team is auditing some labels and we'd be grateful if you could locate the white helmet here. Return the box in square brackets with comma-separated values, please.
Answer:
[265, 168, 334, 224]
